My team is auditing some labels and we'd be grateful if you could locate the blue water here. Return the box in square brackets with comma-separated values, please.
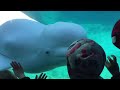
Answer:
[21, 11, 120, 79]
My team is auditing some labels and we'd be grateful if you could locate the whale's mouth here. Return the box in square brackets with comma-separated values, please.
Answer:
[55, 53, 67, 58]
[54, 47, 67, 57]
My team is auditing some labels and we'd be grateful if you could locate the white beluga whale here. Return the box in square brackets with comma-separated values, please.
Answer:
[0, 11, 87, 73]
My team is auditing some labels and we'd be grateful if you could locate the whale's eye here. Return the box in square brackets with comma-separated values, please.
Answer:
[45, 51, 50, 54]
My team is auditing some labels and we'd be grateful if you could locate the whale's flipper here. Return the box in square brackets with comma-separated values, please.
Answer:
[0, 53, 11, 71]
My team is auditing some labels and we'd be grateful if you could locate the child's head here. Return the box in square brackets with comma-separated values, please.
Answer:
[66, 39, 106, 79]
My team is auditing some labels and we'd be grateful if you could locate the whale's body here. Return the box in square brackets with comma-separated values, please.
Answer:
[0, 11, 87, 73]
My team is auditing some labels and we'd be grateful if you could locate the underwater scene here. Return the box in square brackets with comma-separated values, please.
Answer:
[0, 11, 120, 79]
[23, 11, 120, 79]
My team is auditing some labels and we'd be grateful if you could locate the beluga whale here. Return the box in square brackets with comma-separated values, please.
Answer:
[0, 11, 87, 73]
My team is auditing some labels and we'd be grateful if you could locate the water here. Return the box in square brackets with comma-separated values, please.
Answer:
[21, 11, 120, 79]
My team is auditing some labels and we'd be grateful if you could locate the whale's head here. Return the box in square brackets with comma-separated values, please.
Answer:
[32, 22, 87, 72]
[44, 22, 87, 46]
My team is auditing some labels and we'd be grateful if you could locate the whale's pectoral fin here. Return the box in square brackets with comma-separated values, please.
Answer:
[0, 54, 11, 71]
